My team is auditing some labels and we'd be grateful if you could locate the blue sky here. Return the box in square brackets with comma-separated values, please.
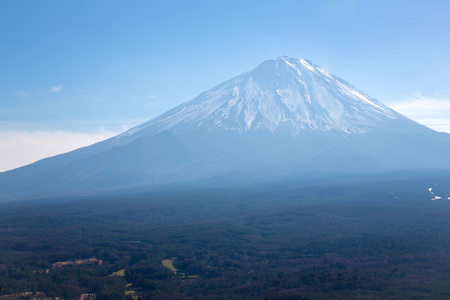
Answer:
[1, 0, 450, 171]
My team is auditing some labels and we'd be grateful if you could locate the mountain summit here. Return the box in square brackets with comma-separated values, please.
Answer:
[120, 56, 406, 140]
[1, 57, 449, 200]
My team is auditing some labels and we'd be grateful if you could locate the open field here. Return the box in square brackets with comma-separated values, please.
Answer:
[162, 258, 178, 274]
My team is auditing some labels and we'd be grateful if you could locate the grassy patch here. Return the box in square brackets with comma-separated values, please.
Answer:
[111, 269, 125, 277]
[162, 258, 178, 274]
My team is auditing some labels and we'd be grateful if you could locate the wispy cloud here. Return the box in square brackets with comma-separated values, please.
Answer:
[388, 94, 450, 133]
[0, 129, 120, 172]
[48, 85, 64, 92]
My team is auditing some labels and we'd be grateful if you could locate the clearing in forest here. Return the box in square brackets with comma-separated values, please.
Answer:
[162, 258, 178, 274]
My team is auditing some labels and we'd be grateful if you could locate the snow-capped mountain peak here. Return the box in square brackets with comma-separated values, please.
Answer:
[121, 56, 407, 140]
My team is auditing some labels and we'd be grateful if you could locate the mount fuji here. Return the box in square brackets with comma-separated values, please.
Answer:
[1, 56, 450, 200]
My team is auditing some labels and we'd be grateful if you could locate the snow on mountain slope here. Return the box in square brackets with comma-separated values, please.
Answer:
[118, 56, 410, 142]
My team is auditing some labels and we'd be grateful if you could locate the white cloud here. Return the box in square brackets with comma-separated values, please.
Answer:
[388, 94, 450, 133]
[49, 85, 64, 92]
[0, 129, 120, 172]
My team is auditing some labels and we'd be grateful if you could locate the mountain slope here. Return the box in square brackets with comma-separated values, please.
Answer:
[1, 56, 449, 200]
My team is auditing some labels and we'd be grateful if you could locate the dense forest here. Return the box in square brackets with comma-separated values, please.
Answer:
[1, 175, 450, 299]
